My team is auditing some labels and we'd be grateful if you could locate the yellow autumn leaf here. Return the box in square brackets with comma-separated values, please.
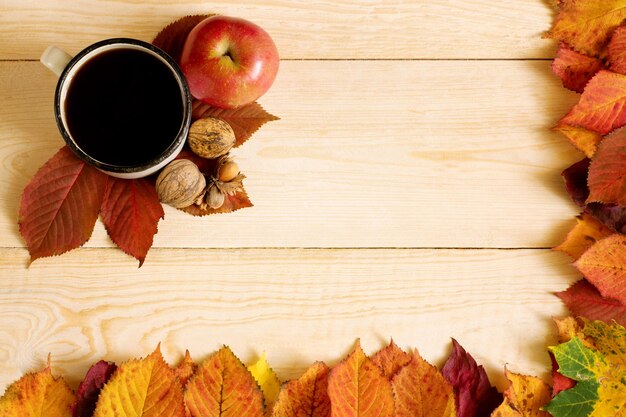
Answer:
[93, 346, 185, 417]
[545, 0, 626, 57]
[492, 370, 551, 417]
[553, 124, 602, 158]
[0, 366, 74, 417]
[248, 353, 281, 407]
[554, 214, 613, 260]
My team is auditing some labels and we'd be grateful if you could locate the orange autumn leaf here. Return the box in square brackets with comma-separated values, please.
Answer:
[371, 340, 412, 380]
[554, 316, 583, 344]
[545, 0, 626, 57]
[576, 234, 626, 304]
[587, 126, 626, 205]
[554, 213, 614, 260]
[327, 341, 394, 417]
[552, 43, 603, 93]
[174, 350, 197, 388]
[93, 347, 185, 417]
[272, 362, 331, 417]
[609, 24, 626, 75]
[560, 70, 626, 135]
[391, 351, 456, 417]
[185, 346, 264, 417]
[0, 366, 74, 417]
[491, 370, 551, 417]
[552, 124, 602, 158]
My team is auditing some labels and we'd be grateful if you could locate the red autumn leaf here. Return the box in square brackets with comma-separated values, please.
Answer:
[192, 101, 279, 147]
[556, 279, 626, 326]
[18, 146, 108, 262]
[560, 157, 626, 233]
[100, 177, 164, 266]
[586, 202, 626, 234]
[576, 234, 626, 304]
[552, 124, 602, 157]
[609, 24, 626, 75]
[175, 147, 215, 173]
[544, 0, 626, 57]
[327, 341, 394, 417]
[441, 339, 502, 417]
[561, 158, 590, 207]
[560, 70, 626, 135]
[550, 354, 575, 397]
[72, 360, 117, 417]
[554, 213, 614, 260]
[552, 43, 603, 93]
[371, 339, 412, 380]
[587, 126, 626, 206]
[272, 362, 331, 417]
[185, 346, 264, 417]
[152, 15, 212, 63]
[173, 350, 196, 388]
[391, 350, 456, 417]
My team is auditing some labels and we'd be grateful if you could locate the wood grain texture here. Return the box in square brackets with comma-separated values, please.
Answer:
[0, 60, 581, 250]
[0, 0, 555, 60]
[0, 248, 578, 393]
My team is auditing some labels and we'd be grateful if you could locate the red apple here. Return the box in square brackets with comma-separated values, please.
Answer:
[180, 15, 279, 108]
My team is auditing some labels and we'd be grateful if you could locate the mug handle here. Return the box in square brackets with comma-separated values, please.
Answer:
[40, 46, 73, 77]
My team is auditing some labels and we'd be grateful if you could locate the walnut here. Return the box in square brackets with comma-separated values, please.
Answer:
[188, 117, 236, 159]
[156, 159, 206, 208]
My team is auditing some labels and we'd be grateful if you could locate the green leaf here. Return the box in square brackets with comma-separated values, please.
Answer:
[545, 379, 598, 417]
[546, 321, 626, 417]
[550, 338, 605, 382]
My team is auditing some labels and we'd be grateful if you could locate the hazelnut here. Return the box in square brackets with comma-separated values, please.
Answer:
[206, 184, 226, 209]
[218, 161, 240, 182]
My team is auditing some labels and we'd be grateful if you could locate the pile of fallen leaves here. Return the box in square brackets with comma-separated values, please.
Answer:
[1, 320, 625, 416]
[547, 0, 626, 325]
[18, 15, 278, 266]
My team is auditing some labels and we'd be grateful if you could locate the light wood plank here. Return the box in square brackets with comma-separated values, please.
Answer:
[0, 60, 581, 249]
[0, 247, 578, 393]
[0, 1, 555, 60]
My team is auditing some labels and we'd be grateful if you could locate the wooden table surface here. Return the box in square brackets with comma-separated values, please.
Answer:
[0, 0, 581, 392]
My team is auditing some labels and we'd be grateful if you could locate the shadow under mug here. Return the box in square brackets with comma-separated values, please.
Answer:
[41, 38, 191, 179]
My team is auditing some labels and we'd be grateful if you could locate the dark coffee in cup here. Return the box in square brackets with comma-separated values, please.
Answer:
[64, 48, 184, 167]
[42, 38, 191, 178]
